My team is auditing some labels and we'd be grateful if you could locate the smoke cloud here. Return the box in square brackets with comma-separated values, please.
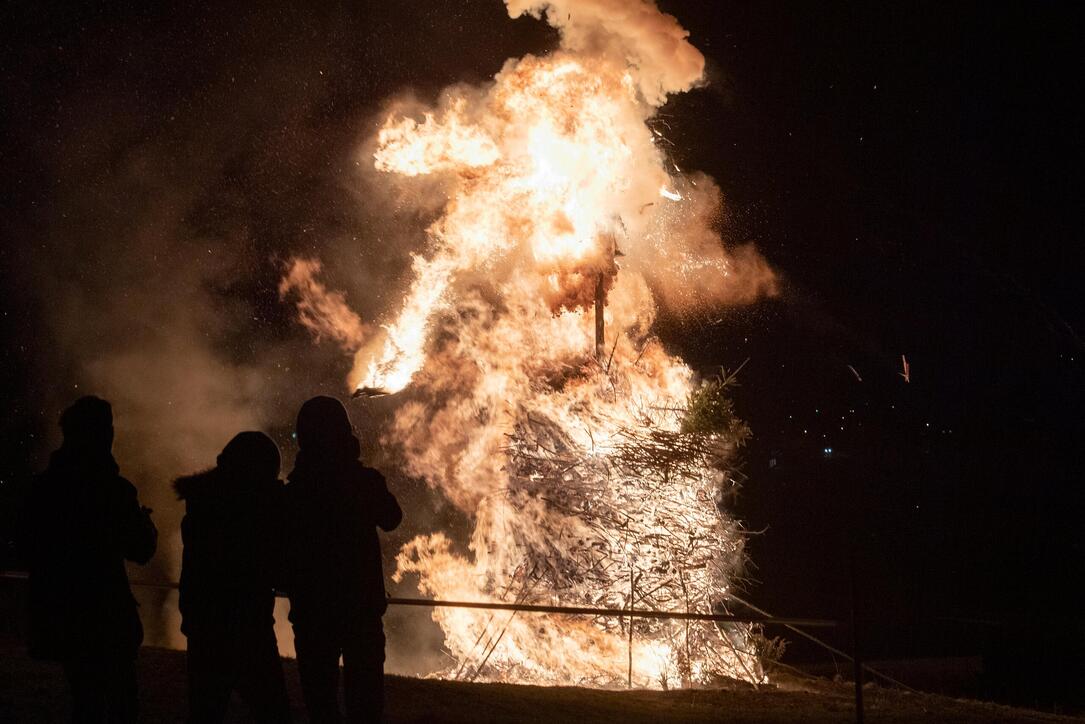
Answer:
[280, 258, 370, 352]
[505, 0, 706, 105]
[17, 125, 295, 648]
[2, 3, 427, 660]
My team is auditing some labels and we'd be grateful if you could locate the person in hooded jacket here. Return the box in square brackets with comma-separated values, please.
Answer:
[175, 431, 291, 724]
[19, 396, 157, 724]
[284, 396, 402, 724]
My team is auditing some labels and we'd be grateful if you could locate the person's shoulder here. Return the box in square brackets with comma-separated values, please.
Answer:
[282, 475, 302, 496]
[111, 475, 139, 500]
[260, 477, 286, 499]
[346, 463, 387, 492]
[282, 475, 313, 507]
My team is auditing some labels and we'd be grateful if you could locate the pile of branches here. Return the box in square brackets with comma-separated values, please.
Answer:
[477, 372, 763, 687]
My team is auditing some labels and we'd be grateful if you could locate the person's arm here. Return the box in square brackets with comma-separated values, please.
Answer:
[368, 469, 402, 532]
[120, 480, 157, 565]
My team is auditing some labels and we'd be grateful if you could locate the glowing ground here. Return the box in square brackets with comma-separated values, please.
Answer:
[1, 641, 1078, 723]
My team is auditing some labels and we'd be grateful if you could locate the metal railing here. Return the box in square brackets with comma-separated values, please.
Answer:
[2, 570, 863, 719]
[0, 570, 834, 627]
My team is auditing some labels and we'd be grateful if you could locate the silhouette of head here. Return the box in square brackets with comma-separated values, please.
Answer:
[217, 431, 281, 483]
[296, 395, 354, 453]
[59, 396, 114, 454]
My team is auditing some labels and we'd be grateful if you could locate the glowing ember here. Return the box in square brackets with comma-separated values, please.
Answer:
[282, 0, 778, 688]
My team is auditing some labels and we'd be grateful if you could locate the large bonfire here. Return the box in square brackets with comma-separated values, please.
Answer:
[281, 0, 777, 688]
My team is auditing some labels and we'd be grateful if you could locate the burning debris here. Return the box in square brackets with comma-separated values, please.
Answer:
[391, 349, 763, 688]
[488, 371, 760, 687]
[352, 386, 392, 399]
[284, 0, 778, 688]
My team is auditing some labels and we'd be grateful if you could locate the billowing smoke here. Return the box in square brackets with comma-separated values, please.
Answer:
[10, 126, 320, 648]
[16, 161, 280, 647]
[280, 258, 370, 352]
[2, 5, 414, 658]
[506, 0, 706, 104]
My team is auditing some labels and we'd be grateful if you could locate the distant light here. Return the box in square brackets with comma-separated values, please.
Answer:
[823, 447, 833, 457]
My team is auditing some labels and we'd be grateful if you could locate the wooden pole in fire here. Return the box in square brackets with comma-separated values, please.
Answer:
[595, 273, 606, 359]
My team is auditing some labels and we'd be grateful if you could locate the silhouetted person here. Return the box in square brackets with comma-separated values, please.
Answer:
[284, 396, 402, 724]
[19, 396, 157, 724]
[175, 432, 291, 724]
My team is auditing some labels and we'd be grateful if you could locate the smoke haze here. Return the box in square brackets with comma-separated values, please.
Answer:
[506, 0, 706, 104]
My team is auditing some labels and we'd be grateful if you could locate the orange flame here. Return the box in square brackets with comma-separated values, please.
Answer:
[285, 0, 777, 687]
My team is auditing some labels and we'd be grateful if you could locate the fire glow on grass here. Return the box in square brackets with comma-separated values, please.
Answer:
[281, 0, 778, 688]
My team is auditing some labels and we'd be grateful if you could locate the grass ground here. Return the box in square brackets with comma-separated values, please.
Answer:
[2, 640, 1080, 723]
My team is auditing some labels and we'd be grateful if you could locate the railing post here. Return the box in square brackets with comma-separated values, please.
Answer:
[627, 566, 634, 689]
[851, 557, 864, 724]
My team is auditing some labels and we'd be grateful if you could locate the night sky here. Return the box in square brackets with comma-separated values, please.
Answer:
[2, 0, 1082, 706]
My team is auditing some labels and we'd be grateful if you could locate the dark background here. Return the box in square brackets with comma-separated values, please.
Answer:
[2, 0, 1082, 709]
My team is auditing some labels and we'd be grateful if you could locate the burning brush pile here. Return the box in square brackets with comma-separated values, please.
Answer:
[281, 0, 777, 689]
